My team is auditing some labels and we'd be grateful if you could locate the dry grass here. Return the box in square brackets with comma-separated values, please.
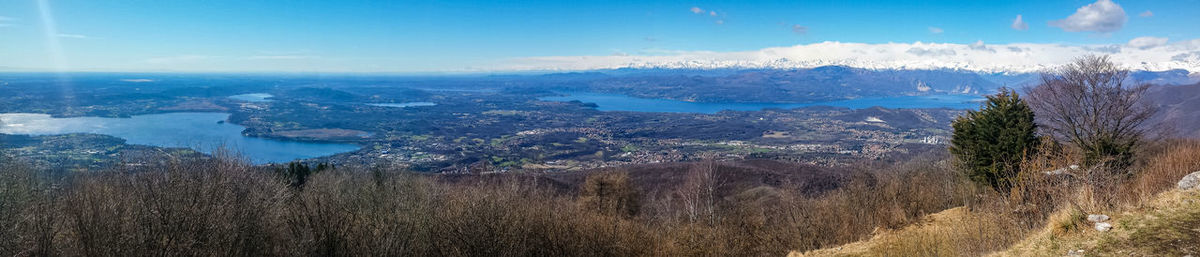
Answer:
[790, 207, 1027, 257]
[1127, 140, 1200, 202]
[993, 190, 1200, 257]
[988, 141, 1200, 257]
[791, 140, 1200, 257]
[1113, 190, 1200, 256]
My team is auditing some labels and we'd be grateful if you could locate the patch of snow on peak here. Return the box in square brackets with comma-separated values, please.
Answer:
[501, 40, 1200, 73]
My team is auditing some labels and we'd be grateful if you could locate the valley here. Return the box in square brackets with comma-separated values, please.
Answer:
[0, 70, 988, 172]
[1, 69, 1194, 173]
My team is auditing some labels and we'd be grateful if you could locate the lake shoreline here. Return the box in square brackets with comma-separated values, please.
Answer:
[0, 112, 362, 164]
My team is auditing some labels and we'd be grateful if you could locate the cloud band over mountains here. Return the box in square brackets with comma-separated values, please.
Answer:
[498, 39, 1200, 74]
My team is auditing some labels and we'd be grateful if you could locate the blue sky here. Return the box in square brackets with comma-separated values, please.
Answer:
[1, 0, 1198, 72]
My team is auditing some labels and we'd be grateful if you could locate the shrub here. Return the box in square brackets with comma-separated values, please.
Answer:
[950, 88, 1040, 192]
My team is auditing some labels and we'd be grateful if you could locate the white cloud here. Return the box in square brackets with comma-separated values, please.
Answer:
[1127, 36, 1168, 49]
[689, 6, 721, 24]
[495, 39, 1200, 73]
[1139, 10, 1153, 17]
[1049, 0, 1127, 33]
[969, 40, 996, 53]
[1011, 15, 1029, 30]
[928, 27, 943, 34]
[906, 47, 956, 56]
[56, 33, 87, 39]
[791, 25, 807, 35]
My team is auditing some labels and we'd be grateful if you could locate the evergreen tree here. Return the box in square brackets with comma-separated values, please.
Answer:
[950, 88, 1040, 192]
[276, 162, 334, 189]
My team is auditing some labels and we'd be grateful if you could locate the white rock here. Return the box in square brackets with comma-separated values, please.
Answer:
[1095, 222, 1113, 231]
[1179, 171, 1200, 190]
[1087, 214, 1110, 222]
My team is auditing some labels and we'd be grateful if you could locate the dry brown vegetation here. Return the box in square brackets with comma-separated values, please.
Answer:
[796, 139, 1200, 257]
[2, 140, 1197, 256]
[791, 207, 1028, 257]
[0, 151, 983, 256]
[1128, 140, 1200, 201]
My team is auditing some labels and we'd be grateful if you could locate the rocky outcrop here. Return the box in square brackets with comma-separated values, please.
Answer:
[1178, 171, 1200, 190]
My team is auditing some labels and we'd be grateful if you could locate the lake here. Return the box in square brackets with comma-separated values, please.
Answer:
[538, 92, 985, 113]
[228, 93, 274, 102]
[0, 112, 360, 164]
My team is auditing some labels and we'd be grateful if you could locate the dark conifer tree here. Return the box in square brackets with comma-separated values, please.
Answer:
[950, 88, 1040, 192]
[277, 162, 332, 189]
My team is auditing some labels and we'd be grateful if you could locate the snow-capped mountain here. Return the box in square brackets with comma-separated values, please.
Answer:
[502, 41, 1200, 76]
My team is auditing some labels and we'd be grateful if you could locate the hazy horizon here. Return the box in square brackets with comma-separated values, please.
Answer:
[2, 0, 1199, 73]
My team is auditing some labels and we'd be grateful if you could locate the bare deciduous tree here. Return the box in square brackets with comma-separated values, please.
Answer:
[676, 161, 722, 225]
[1025, 55, 1156, 170]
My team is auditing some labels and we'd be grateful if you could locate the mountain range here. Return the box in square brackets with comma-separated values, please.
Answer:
[514, 67, 1198, 103]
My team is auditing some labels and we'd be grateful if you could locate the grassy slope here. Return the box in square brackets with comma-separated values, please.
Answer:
[788, 207, 1024, 257]
[994, 189, 1200, 257]
[790, 189, 1200, 257]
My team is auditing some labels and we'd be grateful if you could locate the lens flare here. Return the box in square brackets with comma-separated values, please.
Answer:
[36, 0, 75, 111]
